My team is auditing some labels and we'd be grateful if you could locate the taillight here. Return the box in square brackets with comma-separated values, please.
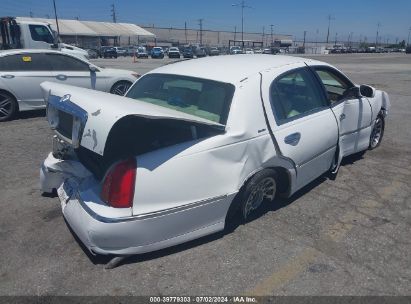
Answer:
[101, 158, 136, 208]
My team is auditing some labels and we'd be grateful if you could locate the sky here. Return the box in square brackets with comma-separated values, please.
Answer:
[2, 0, 411, 43]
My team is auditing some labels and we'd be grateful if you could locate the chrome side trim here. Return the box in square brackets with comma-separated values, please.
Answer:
[76, 194, 229, 223]
[297, 144, 336, 168]
[339, 123, 372, 137]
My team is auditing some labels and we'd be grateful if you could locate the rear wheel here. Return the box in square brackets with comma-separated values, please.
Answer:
[0, 91, 18, 122]
[369, 114, 385, 149]
[240, 169, 277, 221]
[110, 81, 132, 96]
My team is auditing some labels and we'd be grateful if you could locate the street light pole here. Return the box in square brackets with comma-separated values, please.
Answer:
[408, 27, 411, 46]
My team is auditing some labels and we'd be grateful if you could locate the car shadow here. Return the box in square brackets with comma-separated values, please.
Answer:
[16, 109, 46, 120]
[68, 150, 368, 268]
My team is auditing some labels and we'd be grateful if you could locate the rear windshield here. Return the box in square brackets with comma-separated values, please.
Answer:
[125, 73, 235, 124]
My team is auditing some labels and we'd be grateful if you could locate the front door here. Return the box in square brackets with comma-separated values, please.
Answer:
[45, 53, 107, 91]
[261, 65, 339, 190]
[312, 66, 372, 158]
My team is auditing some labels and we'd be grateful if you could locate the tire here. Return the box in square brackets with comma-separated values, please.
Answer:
[369, 113, 385, 150]
[0, 91, 18, 122]
[110, 81, 132, 96]
[239, 169, 277, 221]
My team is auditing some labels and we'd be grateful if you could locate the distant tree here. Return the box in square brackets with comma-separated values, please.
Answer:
[399, 40, 406, 48]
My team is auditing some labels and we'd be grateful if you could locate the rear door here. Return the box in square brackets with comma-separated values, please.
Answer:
[261, 65, 339, 189]
[312, 66, 372, 157]
[0, 53, 54, 108]
[45, 53, 108, 91]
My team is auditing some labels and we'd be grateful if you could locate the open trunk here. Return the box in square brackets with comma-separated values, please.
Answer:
[76, 116, 223, 181]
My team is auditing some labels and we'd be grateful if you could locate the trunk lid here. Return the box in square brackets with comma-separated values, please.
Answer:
[41, 81, 224, 156]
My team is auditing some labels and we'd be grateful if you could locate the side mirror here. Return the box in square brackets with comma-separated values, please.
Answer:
[360, 84, 375, 98]
[344, 86, 361, 99]
[89, 65, 98, 72]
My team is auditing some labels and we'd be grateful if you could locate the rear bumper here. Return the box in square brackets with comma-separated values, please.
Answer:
[41, 153, 233, 256]
[63, 193, 230, 256]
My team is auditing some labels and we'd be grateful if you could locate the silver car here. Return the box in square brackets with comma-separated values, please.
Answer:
[40, 55, 390, 265]
[0, 49, 139, 121]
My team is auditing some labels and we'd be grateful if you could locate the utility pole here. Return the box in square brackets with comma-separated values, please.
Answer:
[198, 18, 203, 46]
[111, 3, 117, 45]
[111, 4, 117, 23]
[53, 0, 60, 41]
[184, 22, 187, 44]
[232, 1, 252, 48]
[408, 27, 411, 46]
[375, 22, 380, 47]
[303, 30, 307, 48]
[30, 11, 33, 18]
[270, 24, 274, 47]
[326, 15, 334, 45]
[262, 26, 265, 46]
[335, 32, 338, 45]
[234, 26, 237, 41]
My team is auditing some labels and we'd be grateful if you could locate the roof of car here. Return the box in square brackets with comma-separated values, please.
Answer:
[150, 54, 323, 84]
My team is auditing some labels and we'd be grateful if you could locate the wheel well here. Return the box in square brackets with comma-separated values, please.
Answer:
[225, 166, 291, 222]
[110, 80, 133, 94]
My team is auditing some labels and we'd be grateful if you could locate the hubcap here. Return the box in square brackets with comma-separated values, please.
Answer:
[243, 177, 276, 219]
[112, 83, 131, 96]
[370, 117, 383, 148]
[0, 94, 12, 118]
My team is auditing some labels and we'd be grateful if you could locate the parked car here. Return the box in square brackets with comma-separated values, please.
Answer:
[244, 48, 254, 54]
[39, 55, 390, 263]
[168, 47, 181, 58]
[0, 49, 140, 121]
[209, 47, 220, 56]
[114, 47, 127, 57]
[136, 47, 149, 58]
[230, 46, 242, 54]
[254, 48, 263, 54]
[182, 47, 194, 58]
[101, 46, 117, 58]
[195, 47, 207, 58]
[151, 47, 164, 59]
[406, 46, 411, 54]
[86, 49, 99, 59]
[262, 48, 272, 54]
[125, 46, 136, 57]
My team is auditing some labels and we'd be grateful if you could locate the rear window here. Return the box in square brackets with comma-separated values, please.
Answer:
[125, 73, 235, 124]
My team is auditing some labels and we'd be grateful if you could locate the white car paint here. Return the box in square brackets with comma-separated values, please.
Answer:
[39, 55, 390, 257]
[60, 43, 89, 60]
[0, 49, 138, 114]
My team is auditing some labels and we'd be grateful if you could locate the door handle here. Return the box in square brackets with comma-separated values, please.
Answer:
[284, 132, 301, 146]
[56, 74, 67, 80]
[1, 74, 15, 79]
[340, 113, 346, 120]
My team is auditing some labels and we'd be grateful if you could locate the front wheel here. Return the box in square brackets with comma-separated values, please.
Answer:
[240, 169, 277, 221]
[369, 114, 385, 150]
[0, 91, 18, 122]
[110, 81, 132, 96]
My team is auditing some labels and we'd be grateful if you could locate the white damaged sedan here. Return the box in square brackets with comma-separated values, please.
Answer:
[40, 55, 390, 260]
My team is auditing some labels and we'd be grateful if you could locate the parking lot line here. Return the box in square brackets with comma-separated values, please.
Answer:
[247, 178, 403, 295]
